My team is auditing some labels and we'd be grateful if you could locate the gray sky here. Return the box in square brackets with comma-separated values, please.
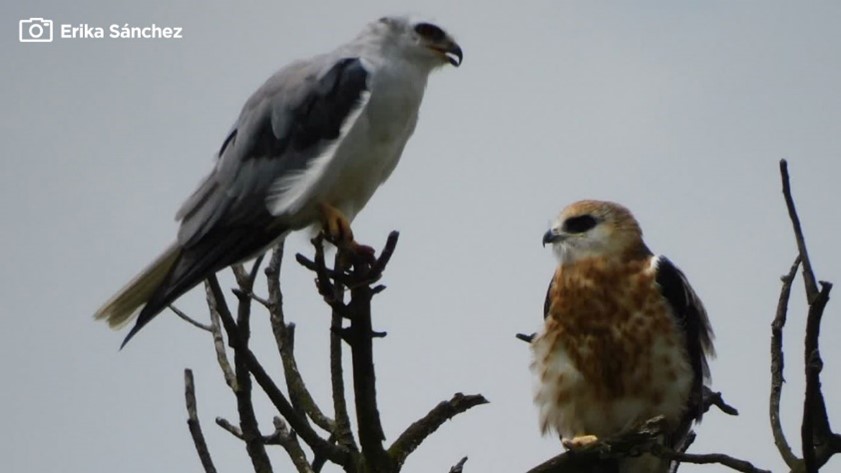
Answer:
[3, 1, 840, 472]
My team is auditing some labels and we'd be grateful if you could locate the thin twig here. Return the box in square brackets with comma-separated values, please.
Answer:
[329, 310, 355, 449]
[515, 333, 536, 343]
[367, 231, 400, 279]
[701, 387, 739, 416]
[770, 257, 802, 468]
[205, 282, 237, 390]
[651, 445, 772, 473]
[449, 457, 468, 473]
[185, 369, 217, 473]
[278, 323, 336, 432]
[389, 393, 489, 469]
[272, 417, 315, 473]
[171, 305, 212, 332]
[670, 431, 697, 473]
[328, 251, 355, 451]
[215, 417, 244, 439]
[779, 159, 818, 301]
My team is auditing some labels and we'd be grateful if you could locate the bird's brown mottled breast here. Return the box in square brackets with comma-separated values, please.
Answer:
[546, 257, 678, 400]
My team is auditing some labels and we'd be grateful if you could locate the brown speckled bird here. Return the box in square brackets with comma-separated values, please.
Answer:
[531, 200, 715, 473]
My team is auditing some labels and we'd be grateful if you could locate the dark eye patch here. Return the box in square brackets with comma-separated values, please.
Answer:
[414, 22, 446, 42]
[562, 215, 598, 233]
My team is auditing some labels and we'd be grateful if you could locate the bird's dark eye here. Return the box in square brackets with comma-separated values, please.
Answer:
[563, 215, 598, 234]
[414, 22, 446, 42]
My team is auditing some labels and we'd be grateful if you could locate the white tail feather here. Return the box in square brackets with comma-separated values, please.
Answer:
[94, 243, 180, 329]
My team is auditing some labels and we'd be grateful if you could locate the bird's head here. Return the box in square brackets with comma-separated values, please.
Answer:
[543, 200, 649, 265]
[366, 16, 463, 69]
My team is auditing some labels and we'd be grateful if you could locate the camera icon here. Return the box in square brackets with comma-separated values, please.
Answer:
[19, 18, 53, 43]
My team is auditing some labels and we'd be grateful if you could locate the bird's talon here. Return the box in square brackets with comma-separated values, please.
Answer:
[562, 435, 599, 450]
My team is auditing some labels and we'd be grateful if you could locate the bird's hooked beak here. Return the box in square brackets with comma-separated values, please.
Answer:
[432, 40, 463, 67]
[542, 228, 565, 247]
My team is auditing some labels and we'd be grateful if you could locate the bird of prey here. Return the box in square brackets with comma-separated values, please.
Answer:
[531, 200, 714, 473]
[95, 16, 462, 347]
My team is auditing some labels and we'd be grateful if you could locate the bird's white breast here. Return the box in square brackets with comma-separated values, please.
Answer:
[319, 59, 428, 220]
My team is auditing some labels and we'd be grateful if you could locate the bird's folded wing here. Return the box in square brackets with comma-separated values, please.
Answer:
[175, 55, 371, 248]
[653, 255, 716, 384]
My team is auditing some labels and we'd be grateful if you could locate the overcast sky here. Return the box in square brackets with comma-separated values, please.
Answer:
[3, 2, 840, 472]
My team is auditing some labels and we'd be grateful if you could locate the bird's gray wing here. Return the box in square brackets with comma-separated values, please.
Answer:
[120, 55, 371, 347]
[176, 56, 371, 247]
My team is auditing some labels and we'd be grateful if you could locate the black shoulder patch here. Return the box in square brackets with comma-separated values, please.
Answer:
[292, 58, 369, 150]
[242, 58, 369, 161]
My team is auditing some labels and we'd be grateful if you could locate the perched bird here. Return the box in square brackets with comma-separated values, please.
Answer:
[95, 16, 462, 347]
[531, 200, 714, 473]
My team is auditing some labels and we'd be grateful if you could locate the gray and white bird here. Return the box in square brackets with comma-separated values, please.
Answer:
[95, 16, 462, 347]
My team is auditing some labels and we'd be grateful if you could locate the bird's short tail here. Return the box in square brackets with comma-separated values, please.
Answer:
[94, 243, 181, 332]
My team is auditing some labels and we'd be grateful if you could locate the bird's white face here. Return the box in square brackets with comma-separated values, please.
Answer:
[543, 200, 646, 265]
[372, 16, 463, 69]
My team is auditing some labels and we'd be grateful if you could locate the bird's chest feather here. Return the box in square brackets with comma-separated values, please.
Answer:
[325, 65, 426, 214]
[531, 259, 693, 438]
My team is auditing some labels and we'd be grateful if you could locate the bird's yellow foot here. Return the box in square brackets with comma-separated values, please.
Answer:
[318, 203, 375, 263]
[319, 202, 353, 244]
[562, 435, 599, 450]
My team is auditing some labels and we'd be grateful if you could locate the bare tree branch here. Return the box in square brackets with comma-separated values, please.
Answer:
[263, 244, 336, 434]
[802, 282, 833, 472]
[294, 239, 357, 455]
[389, 393, 489, 469]
[231, 255, 264, 290]
[770, 257, 802, 468]
[701, 387, 739, 416]
[298, 231, 483, 472]
[323, 244, 357, 451]
[271, 417, 314, 473]
[206, 275, 350, 467]
[215, 416, 244, 439]
[188, 232, 487, 473]
[779, 160, 819, 301]
[343, 234, 398, 470]
[205, 282, 237, 390]
[184, 369, 217, 473]
[215, 413, 313, 472]
[330, 308, 355, 451]
[525, 417, 770, 473]
[171, 305, 212, 332]
[778, 159, 840, 472]
[227, 266, 273, 473]
[650, 445, 772, 473]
